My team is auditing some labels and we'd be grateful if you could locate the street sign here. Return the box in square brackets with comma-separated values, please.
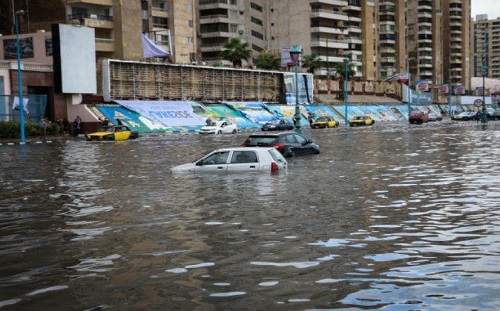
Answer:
[474, 99, 484, 107]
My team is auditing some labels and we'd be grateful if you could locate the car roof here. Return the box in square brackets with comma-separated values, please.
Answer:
[214, 147, 274, 152]
[250, 131, 296, 136]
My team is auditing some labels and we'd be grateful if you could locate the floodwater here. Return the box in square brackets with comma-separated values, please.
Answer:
[1, 121, 500, 310]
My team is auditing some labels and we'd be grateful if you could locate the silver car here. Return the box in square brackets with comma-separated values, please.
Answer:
[171, 147, 287, 174]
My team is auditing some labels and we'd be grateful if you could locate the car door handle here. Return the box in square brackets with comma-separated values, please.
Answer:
[217, 166, 224, 169]
[249, 165, 256, 168]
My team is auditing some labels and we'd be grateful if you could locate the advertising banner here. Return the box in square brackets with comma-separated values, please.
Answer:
[115, 100, 206, 127]
[454, 85, 466, 95]
[438, 84, 449, 94]
[284, 73, 314, 105]
[415, 80, 429, 92]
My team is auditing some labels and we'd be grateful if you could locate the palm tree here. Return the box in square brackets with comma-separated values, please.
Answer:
[301, 54, 322, 74]
[254, 53, 280, 70]
[334, 60, 356, 79]
[221, 38, 252, 67]
[335, 60, 356, 100]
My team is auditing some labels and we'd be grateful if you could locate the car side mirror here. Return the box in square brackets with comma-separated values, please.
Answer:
[196, 161, 203, 166]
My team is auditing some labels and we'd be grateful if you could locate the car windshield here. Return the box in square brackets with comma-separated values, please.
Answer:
[245, 136, 279, 146]
[316, 117, 329, 121]
[98, 126, 114, 132]
[354, 116, 363, 120]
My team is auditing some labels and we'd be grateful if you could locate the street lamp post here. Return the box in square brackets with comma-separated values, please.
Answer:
[15, 10, 26, 143]
[481, 65, 488, 124]
[290, 45, 302, 134]
[344, 57, 349, 126]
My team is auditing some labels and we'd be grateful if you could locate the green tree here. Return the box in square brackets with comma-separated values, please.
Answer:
[254, 53, 280, 70]
[301, 54, 322, 74]
[335, 60, 356, 100]
[334, 60, 356, 80]
[221, 38, 252, 67]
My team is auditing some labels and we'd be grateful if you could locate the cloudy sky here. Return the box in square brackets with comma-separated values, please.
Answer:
[471, 0, 500, 19]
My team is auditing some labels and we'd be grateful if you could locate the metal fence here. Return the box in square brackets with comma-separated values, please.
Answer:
[0, 95, 48, 123]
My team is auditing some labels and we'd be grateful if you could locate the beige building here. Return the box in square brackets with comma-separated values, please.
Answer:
[472, 14, 500, 79]
[0, 0, 198, 64]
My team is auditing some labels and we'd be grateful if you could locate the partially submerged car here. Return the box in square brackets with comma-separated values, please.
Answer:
[199, 120, 238, 134]
[242, 132, 320, 157]
[261, 119, 294, 131]
[409, 111, 429, 124]
[85, 124, 139, 141]
[170, 147, 287, 174]
[311, 116, 339, 128]
[451, 111, 479, 121]
[349, 116, 375, 127]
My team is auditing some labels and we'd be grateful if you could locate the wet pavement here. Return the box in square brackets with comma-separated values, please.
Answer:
[1, 120, 500, 310]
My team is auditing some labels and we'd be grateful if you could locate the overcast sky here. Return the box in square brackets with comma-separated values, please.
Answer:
[471, 0, 500, 19]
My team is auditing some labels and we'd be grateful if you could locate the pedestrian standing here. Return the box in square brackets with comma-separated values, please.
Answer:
[57, 119, 64, 136]
[74, 116, 82, 136]
[39, 118, 48, 140]
[63, 118, 70, 136]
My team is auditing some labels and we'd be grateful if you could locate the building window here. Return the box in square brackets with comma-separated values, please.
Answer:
[251, 17, 263, 26]
[251, 2, 263, 12]
[189, 20, 193, 28]
[187, 37, 193, 44]
[251, 30, 264, 40]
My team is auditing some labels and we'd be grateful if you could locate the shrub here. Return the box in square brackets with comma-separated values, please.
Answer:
[0, 120, 60, 139]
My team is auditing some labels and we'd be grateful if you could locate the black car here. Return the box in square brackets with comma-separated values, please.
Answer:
[261, 119, 294, 131]
[242, 132, 320, 157]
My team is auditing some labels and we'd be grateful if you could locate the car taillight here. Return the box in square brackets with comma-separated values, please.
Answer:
[275, 144, 285, 150]
[271, 162, 279, 173]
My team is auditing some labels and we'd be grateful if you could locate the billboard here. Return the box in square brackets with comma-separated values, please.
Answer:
[284, 73, 314, 105]
[52, 24, 96, 94]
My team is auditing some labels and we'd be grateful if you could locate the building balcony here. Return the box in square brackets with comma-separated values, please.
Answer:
[199, 15, 234, 24]
[67, 0, 112, 5]
[345, 5, 361, 11]
[68, 14, 114, 29]
[200, 31, 239, 39]
[199, 0, 238, 10]
[346, 37, 362, 44]
[310, 26, 348, 35]
[380, 47, 396, 54]
[311, 38, 349, 49]
[346, 26, 361, 33]
[310, 9, 349, 21]
[310, 0, 348, 5]
[348, 16, 362, 22]
[152, 9, 169, 18]
[95, 38, 115, 52]
[200, 43, 226, 52]
[318, 55, 347, 64]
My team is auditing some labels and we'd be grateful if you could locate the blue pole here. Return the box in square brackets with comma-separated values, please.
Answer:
[448, 84, 452, 116]
[15, 12, 26, 143]
[294, 60, 302, 134]
[407, 70, 411, 115]
[344, 57, 349, 126]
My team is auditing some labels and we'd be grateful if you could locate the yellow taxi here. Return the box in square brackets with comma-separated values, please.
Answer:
[311, 116, 339, 129]
[348, 115, 375, 127]
[85, 125, 139, 141]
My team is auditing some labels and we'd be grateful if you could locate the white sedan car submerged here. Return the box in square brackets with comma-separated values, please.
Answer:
[171, 147, 287, 174]
[199, 120, 238, 134]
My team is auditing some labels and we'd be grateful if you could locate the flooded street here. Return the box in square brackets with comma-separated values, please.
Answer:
[1, 121, 500, 310]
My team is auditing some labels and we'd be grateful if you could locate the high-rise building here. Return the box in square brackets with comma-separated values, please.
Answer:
[0, 0, 471, 89]
[472, 14, 500, 79]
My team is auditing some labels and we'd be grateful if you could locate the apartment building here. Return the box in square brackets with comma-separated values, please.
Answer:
[198, 0, 268, 66]
[0, 0, 471, 88]
[0, 0, 198, 64]
[472, 14, 500, 79]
